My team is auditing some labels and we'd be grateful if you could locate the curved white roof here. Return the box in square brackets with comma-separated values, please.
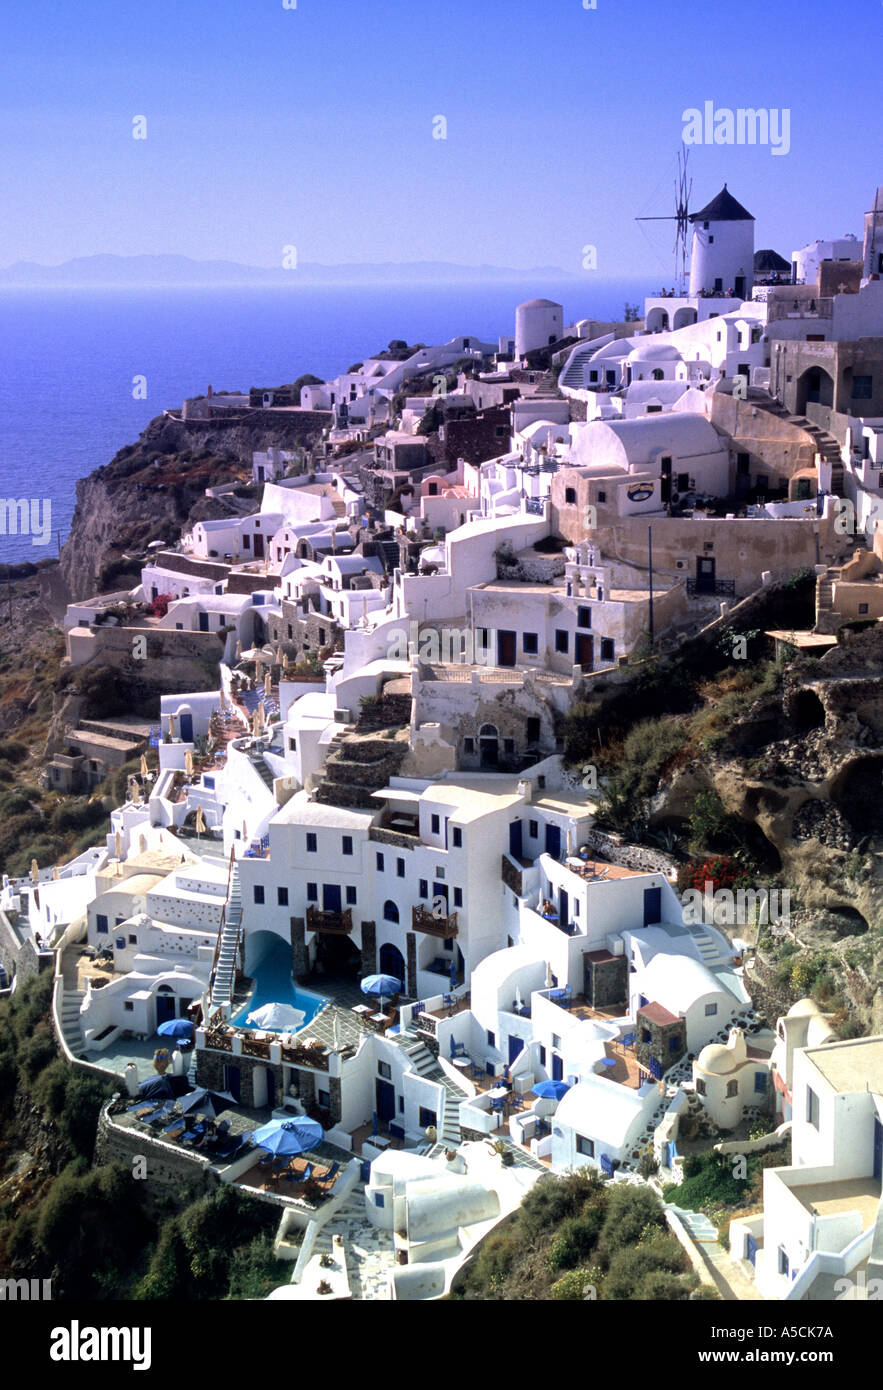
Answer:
[639, 951, 728, 1013]
[517, 297, 563, 310]
[628, 341, 682, 362]
[555, 1077, 646, 1147]
[471, 944, 546, 995]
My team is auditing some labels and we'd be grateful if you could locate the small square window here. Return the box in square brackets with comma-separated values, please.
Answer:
[565, 487, 576, 505]
[577, 607, 591, 629]
[600, 638, 614, 661]
[277, 887, 288, 906]
[435, 867, 445, 880]
[554, 630, 569, 654]
[576, 1136, 594, 1157]
[726, 1080, 738, 1098]
[253, 885, 265, 905]
[306, 833, 317, 853]
[378, 1061, 392, 1079]
[124, 1000, 134, 1012]
[705, 1003, 718, 1017]
[859, 603, 869, 615]
[307, 882, 318, 901]
[597, 490, 606, 503]
[523, 632, 538, 655]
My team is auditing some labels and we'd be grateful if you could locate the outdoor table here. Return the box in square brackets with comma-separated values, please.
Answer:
[368, 1133, 392, 1150]
[488, 1086, 509, 1100]
[352, 1004, 372, 1016]
[370, 1012, 388, 1024]
[452, 1057, 471, 1070]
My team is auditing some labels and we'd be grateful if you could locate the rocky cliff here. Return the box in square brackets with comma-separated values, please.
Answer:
[59, 407, 329, 601]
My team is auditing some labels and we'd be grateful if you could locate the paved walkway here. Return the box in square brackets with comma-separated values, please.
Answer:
[669, 1205, 763, 1301]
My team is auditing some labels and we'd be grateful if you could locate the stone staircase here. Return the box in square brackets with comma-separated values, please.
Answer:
[59, 988, 87, 1058]
[306, 1191, 397, 1300]
[686, 923, 729, 968]
[748, 396, 845, 494]
[374, 538, 401, 573]
[395, 1027, 470, 1150]
[211, 862, 242, 1009]
[815, 566, 840, 632]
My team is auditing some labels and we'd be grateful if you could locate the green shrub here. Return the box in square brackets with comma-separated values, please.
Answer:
[49, 799, 107, 834]
[547, 1208, 605, 1270]
[604, 1231, 687, 1299]
[550, 1266, 601, 1300]
[598, 1184, 666, 1256]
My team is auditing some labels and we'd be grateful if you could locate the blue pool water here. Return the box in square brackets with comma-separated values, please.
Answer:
[231, 935, 327, 1031]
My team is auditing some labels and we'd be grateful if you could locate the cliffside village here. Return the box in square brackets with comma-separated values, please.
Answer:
[3, 180, 883, 1302]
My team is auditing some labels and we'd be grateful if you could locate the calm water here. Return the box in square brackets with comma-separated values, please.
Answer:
[0, 280, 649, 564]
[231, 934, 327, 1030]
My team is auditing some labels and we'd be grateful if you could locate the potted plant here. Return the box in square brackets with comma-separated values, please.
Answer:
[485, 1138, 514, 1166]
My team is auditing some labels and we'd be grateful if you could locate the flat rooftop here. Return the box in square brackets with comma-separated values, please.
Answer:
[803, 1036, 883, 1095]
[793, 1177, 881, 1232]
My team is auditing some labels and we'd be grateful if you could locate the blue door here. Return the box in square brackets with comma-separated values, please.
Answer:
[746, 1233, 758, 1268]
[375, 1079, 395, 1127]
[224, 1065, 241, 1103]
[509, 820, 523, 859]
[180, 712, 194, 743]
[552, 1053, 563, 1082]
[155, 993, 176, 1026]
[545, 824, 561, 861]
[558, 888, 569, 932]
[643, 887, 662, 925]
[266, 1069, 276, 1109]
[508, 1035, 524, 1066]
[379, 943, 405, 986]
[874, 1118, 883, 1182]
[323, 883, 342, 913]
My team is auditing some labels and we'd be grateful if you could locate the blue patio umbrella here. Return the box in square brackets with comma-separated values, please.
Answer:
[360, 974, 402, 1012]
[249, 1117, 324, 1157]
[532, 1080, 571, 1101]
[156, 1018, 194, 1040]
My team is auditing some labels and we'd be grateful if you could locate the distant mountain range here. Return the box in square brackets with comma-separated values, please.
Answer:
[0, 254, 581, 288]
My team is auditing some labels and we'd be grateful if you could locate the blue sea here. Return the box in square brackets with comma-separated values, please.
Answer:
[0, 279, 650, 565]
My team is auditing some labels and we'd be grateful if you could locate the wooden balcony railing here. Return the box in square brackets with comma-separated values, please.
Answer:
[412, 903, 459, 938]
[205, 1028, 232, 1052]
[306, 904, 353, 935]
[281, 1041, 330, 1071]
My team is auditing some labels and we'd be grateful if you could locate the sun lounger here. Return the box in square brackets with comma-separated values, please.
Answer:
[316, 1161, 339, 1190]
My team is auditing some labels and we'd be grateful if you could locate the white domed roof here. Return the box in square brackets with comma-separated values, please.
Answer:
[807, 1014, 836, 1047]
[697, 1043, 736, 1075]
[629, 341, 682, 362]
[786, 998, 823, 1020]
[517, 297, 562, 310]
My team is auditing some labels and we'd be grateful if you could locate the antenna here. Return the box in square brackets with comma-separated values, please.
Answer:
[636, 148, 693, 294]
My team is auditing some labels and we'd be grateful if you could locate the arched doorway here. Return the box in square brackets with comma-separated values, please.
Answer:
[795, 366, 834, 414]
[379, 942, 405, 986]
[479, 724, 499, 768]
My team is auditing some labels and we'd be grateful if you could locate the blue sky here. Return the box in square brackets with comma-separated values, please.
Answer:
[1, 0, 880, 278]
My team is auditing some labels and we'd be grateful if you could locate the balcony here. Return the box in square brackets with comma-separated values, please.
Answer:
[686, 578, 736, 597]
[412, 904, 459, 938]
[306, 904, 353, 935]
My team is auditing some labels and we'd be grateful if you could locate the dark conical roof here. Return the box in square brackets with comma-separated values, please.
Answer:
[754, 248, 790, 273]
[689, 184, 754, 223]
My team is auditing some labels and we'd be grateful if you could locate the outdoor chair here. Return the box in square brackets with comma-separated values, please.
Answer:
[316, 1161, 340, 1191]
[283, 1162, 313, 1186]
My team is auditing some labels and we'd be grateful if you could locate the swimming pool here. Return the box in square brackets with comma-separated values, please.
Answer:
[231, 935, 328, 1031]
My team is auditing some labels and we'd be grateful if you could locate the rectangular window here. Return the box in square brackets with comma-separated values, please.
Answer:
[378, 1062, 391, 1080]
[577, 607, 591, 629]
[253, 885, 265, 905]
[306, 833, 317, 853]
[852, 375, 873, 399]
[726, 1080, 738, 1098]
[778, 1247, 789, 1277]
[523, 631, 538, 655]
[641, 1028, 652, 1044]
[342, 835, 353, 856]
[289, 737, 297, 751]
[431, 814, 440, 834]
[487, 1030, 496, 1047]
[453, 887, 463, 907]
[754, 1071, 767, 1093]
[419, 1107, 437, 1129]
[397, 858, 405, 878]
[96, 914, 108, 934]
[346, 886, 357, 905]
[307, 882, 318, 901]
[551, 1033, 561, 1049]
[565, 487, 576, 504]
[554, 630, 569, 654]
[600, 638, 614, 661]
[705, 1003, 718, 1017]
[277, 887, 289, 906]
[419, 879, 428, 898]
[452, 827, 462, 848]
[464, 737, 474, 753]
[529, 820, 538, 838]
[576, 1136, 595, 1157]
[859, 603, 869, 615]
[806, 1086, 820, 1129]
[696, 1078, 707, 1096]
[374, 1192, 385, 1208]
[376, 852, 384, 871]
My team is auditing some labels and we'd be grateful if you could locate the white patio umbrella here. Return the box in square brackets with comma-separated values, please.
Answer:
[246, 1001, 305, 1031]
[545, 962, 554, 990]
[514, 985, 524, 1011]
